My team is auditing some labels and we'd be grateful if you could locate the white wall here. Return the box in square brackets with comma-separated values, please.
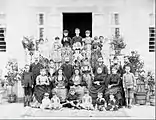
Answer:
[0, 0, 155, 73]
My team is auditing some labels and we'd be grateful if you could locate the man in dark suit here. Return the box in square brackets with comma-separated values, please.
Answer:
[29, 57, 43, 94]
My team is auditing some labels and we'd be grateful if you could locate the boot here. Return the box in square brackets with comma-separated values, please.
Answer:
[27, 95, 31, 106]
[24, 96, 27, 107]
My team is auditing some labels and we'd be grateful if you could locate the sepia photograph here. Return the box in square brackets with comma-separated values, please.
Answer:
[0, 0, 155, 119]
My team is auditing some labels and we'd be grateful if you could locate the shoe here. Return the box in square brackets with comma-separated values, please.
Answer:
[128, 105, 132, 109]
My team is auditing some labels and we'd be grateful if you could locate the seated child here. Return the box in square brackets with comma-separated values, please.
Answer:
[40, 93, 51, 110]
[105, 94, 118, 111]
[95, 92, 107, 111]
[80, 90, 94, 110]
[31, 95, 41, 108]
[50, 91, 62, 110]
[62, 87, 80, 109]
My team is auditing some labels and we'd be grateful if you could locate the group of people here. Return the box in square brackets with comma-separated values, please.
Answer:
[20, 28, 154, 112]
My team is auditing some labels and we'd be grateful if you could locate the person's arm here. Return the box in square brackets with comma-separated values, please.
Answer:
[122, 74, 126, 91]
[103, 65, 108, 75]
[132, 73, 136, 88]
[36, 76, 40, 85]
[31, 73, 34, 87]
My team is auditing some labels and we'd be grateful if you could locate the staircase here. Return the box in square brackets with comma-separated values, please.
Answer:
[0, 28, 6, 52]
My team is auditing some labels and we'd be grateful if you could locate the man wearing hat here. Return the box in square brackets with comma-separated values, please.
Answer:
[61, 57, 74, 90]
[61, 30, 72, 47]
[82, 30, 93, 60]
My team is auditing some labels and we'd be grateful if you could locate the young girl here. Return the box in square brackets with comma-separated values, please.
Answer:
[72, 49, 83, 64]
[95, 92, 107, 111]
[34, 68, 51, 104]
[40, 93, 51, 110]
[52, 68, 68, 103]
[105, 94, 118, 111]
[69, 68, 87, 101]
[80, 90, 94, 110]
[50, 37, 62, 70]
[50, 91, 62, 110]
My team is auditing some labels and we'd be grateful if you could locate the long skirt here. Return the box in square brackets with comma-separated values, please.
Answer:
[53, 88, 67, 103]
[89, 84, 105, 106]
[82, 74, 92, 90]
[34, 85, 51, 103]
[105, 86, 122, 104]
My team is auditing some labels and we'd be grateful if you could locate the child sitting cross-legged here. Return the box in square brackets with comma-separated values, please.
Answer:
[40, 93, 51, 110]
[62, 87, 80, 109]
[79, 90, 94, 110]
[49, 90, 62, 110]
[105, 94, 118, 111]
[95, 92, 107, 111]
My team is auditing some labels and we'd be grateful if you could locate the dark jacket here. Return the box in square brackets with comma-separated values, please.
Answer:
[71, 36, 83, 45]
[61, 37, 72, 47]
[29, 62, 43, 83]
[21, 71, 33, 87]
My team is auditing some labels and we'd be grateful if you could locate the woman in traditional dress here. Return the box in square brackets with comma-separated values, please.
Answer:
[52, 68, 68, 103]
[34, 68, 51, 104]
[90, 57, 108, 106]
[69, 68, 87, 101]
[105, 67, 123, 108]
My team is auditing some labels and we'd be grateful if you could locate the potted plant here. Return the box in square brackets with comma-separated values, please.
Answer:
[110, 36, 126, 55]
[128, 51, 144, 73]
[5, 58, 19, 103]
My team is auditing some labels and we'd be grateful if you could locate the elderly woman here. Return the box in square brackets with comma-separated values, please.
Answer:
[52, 68, 68, 103]
[69, 68, 87, 101]
[90, 57, 108, 106]
[105, 67, 123, 108]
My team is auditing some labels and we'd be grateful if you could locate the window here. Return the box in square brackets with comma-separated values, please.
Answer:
[37, 13, 45, 40]
[149, 27, 155, 52]
[110, 12, 120, 37]
[149, 13, 155, 52]
[0, 13, 6, 52]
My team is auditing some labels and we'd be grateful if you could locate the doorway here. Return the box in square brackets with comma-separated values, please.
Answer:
[63, 13, 92, 38]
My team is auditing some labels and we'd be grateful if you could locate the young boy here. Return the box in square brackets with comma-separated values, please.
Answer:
[80, 90, 94, 110]
[21, 64, 33, 107]
[123, 66, 136, 108]
[40, 93, 51, 110]
[105, 94, 118, 111]
[71, 28, 83, 50]
[95, 92, 107, 111]
[61, 30, 72, 47]
[62, 87, 80, 109]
